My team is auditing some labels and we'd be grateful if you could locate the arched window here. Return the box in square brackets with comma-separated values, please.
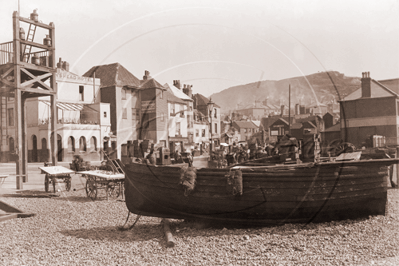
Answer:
[41, 138, 47, 150]
[68, 136, 75, 152]
[79, 136, 87, 152]
[90, 136, 97, 151]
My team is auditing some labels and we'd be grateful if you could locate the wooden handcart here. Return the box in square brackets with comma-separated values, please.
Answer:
[79, 170, 125, 200]
[39, 166, 75, 193]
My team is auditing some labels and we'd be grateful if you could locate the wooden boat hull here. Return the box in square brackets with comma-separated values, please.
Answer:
[124, 159, 397, 225]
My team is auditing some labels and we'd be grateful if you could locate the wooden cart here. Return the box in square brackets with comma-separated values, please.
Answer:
[79, 170, 125, 200]
[39, 166, 75, 193]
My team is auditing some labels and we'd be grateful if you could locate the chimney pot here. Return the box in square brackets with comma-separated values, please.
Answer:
[361, 71, 371, 98]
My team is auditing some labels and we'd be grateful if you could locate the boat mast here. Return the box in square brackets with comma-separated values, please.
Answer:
[288, 84, 291, 134]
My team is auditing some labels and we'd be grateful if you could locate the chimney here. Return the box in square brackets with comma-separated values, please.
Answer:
[174, 80, 181, 89]
[300, 105, 305, 114]
[361, 71, 371, 98]
[262, 98, 268, 106]
[57, 58, 62, 69]
[62, 61, 69, 72]
[295, 104, 300, 115]
[183, 84, 192, 98]
[143, 70, 151, 80]
[280, 105, 285, 117]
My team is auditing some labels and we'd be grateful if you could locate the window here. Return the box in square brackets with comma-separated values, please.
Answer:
[244, 128, 247, 133]
[79, 85, 84, 101]
[202, 129, 206, 137]
[41, 138, 47, 150]
[176, 122, 181, 136]
[9, 137, 14, 152]
[161, 112, 165, 122]
[196, 129, 199, 137]
[122, 108, 127, 119]
[68, 136, 75, 152]
[8, 108, 14, 126]
[121, 88, 126, 100]
[79, 136, 86, 152]
[90, 136, 97, 151]
[170, 103, 175, 116]
[187, 115, 191, 128]
[215, 123, 218, 133]
[214, 108, 217, 118]
[104, 112, 107, 118]
[160, 90, 163, 99]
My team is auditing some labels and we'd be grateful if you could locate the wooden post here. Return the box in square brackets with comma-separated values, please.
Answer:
[395, 146, 399, 188]
[49, 22, 57, 166]
[288, 84, 291, 134]
[13, 12, 23, 189]
[50, 94, 57, 166]
[22, 96, 27, 182]
[162, 219, 175, 247]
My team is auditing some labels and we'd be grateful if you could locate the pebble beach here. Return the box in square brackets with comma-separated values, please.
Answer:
[1, 178, 399, 266]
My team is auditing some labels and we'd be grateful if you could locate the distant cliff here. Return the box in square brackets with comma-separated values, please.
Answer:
[211, 71, 360, 113]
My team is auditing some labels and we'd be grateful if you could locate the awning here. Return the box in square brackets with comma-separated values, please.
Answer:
[40, 100, 84, 111]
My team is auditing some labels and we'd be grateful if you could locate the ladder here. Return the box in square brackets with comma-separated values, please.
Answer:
[110, 159, 125, 174]
[101, 150, 125, 174]
[21, 24, 37, 63]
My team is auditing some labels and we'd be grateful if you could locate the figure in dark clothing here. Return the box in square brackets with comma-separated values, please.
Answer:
[174, 151, 184, 164]
[146, 149, 156, 165]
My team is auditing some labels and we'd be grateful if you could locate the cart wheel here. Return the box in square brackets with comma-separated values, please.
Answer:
[45, 175, 49, 192]
[107, 182, 119, 199]
[65, 177, 71, 191]
[86, 177, 97, 200]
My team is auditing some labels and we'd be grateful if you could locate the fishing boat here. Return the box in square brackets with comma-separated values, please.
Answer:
[123, 151, 398, 225]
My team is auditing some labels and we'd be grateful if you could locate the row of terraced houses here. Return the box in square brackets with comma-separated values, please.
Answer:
[0, 61, 221, 162]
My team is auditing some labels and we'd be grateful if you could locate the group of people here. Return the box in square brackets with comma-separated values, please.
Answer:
[145, 148, 194, 166]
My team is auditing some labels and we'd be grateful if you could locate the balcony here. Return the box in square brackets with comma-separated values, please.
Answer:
[0, 42, 13, 65]
[0, 41, 53, 68]
[39, 118, 99, 125]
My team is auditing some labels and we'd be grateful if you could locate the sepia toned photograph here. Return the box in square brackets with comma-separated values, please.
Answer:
[0, 0, 398, 265]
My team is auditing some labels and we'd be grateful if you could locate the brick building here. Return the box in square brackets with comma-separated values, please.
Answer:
[340, 72, 399, 147]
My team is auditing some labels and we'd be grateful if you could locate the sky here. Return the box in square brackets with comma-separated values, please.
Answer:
[1, 0, 398, 97]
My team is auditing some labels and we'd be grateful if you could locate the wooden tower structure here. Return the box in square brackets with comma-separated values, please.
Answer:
[0, 10, 57, 189]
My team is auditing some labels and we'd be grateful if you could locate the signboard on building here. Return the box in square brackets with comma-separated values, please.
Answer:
[141, 101, 156, 113]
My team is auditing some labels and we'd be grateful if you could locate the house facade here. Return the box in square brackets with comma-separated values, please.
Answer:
[340, 72, 399, 147]
[232, 121, 259, 142]
[166, 88, 189, 154]
[193, 94, 221, 150]
[2, 63, 109, 163]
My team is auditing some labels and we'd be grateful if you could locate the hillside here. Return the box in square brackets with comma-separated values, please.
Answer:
[211, 71, 360, 112]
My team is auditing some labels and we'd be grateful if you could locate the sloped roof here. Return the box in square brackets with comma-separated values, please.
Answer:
[193, 109, 206, 118]
[164, 83, 193, 101]
[379, 78, 399, 94]
[165, 88, 186, 104]
[140, 78, 165, 90]
[308, 102, 327, 108]
[251, 120, 261, 127]
[83, 63, 141, 88]
[291, 123, 303, 129]
[238, 102, 278, 110]
[322, 123, 340, 132]
[343, 78, 399, 101]
[260, 116, 281, 130]
[193, 93, 221, 108]
[233, 121, 259, 129]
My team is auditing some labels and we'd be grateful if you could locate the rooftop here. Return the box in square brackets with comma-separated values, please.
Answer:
[83, 63, 141, 88]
